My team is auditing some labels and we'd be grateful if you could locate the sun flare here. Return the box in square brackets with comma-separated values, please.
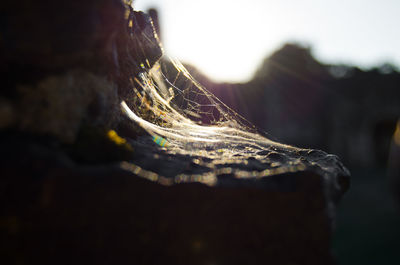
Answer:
[135, 0, 400, 82]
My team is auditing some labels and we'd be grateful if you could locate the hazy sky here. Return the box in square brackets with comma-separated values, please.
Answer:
[134, 0, 400, 82]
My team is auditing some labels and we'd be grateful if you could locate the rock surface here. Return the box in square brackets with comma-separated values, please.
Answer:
[0, 133, 349, 265]
[0, 1, 350, 265]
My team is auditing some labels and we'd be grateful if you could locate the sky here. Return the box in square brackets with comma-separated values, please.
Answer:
[134, 0, 400, 82]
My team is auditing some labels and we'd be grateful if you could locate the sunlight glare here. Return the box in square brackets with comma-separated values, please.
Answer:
[136, 0, 288, 82]
[135, 0, 400, 83]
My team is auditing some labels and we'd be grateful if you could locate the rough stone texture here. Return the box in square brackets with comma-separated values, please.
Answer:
[16, 70, 120, 143]
[0, 1, 162, 142]
[0, 133, 349, 265]
[0, 1, 350, 265]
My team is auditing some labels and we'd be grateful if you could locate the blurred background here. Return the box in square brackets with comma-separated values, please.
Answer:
[135, 0, 400, 264]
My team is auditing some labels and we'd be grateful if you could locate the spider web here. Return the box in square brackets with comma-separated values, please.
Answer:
[121, 55, 271, 150]
[117, 4, 310, 184]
